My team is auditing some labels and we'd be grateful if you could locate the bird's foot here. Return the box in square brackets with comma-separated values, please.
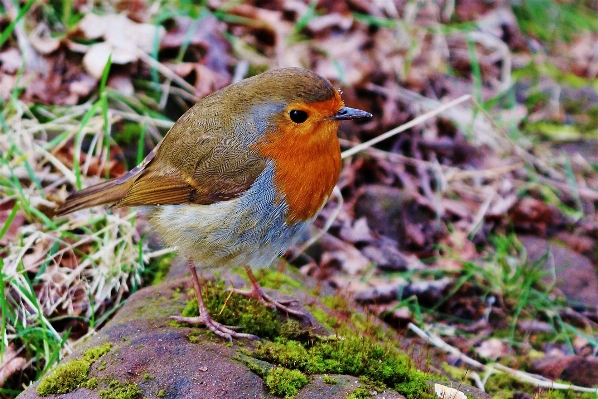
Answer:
[170, 315, 259, 342]
[229, 285, 306, 319]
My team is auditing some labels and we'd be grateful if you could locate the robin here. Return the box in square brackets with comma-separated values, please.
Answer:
[56, 67, 372, 340]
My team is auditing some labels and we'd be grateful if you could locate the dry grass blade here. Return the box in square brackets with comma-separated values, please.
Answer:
[408, 323, 598, 394]
[341, 94, 472, 159]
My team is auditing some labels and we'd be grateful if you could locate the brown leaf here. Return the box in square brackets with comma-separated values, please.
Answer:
[0, 48, 23, 74]
[29, 24, 61, 55]
[74, 14, 165, 78]
[0, 344, 25, 388]
[338, 217, 375, 244]
[320, 233, 370, 275]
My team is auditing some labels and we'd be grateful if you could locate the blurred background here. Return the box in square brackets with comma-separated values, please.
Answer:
[1, 0, 598, 397]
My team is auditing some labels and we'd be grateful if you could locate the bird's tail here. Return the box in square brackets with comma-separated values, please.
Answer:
[54, 177, 135, 216]
[55, 148, 156, 216]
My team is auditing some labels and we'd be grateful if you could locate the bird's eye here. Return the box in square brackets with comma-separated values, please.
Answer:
[289, 110, 308, 123]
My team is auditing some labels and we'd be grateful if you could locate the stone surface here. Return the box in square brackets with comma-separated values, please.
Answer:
[531, 355, 598, 387]
[520, 236, 598, 308]
[18, 272, 489, 399]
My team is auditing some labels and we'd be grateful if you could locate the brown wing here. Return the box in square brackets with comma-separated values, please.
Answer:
[113, 129, 267, 208]
[56, 83, 267, 215]
[114, 148, 265, 207]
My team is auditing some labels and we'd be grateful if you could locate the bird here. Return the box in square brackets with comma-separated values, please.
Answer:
[55, 67, 372, 340]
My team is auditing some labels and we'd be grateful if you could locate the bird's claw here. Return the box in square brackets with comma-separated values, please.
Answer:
[169, 315, 260, 341]
[227, 287, 307, 319]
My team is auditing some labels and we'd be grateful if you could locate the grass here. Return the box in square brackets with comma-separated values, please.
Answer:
[0, 45, 170, 397]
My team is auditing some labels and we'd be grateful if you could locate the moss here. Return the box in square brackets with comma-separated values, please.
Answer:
[179, 280, 282, 340]
[142, 373, 153, 380]
[82, 377, 99, 390]
[265, 367, 308, 399]
[320, 295, 350, 311]
[359, 376, 385, 393]
[254, 268, 302, 291]
[171, 287, 182, 300]
[37, 359, 90, 396]
[250, 335, 433, 399]
[99, 380, 143, 399]
[235, 353, 274, 378]
[322, 374, 337, 385]
[306, 304, 338, 331]
[279, 319, 309, 342]
[157, 389, 167, 397]
[346, 387, 372, 399]
[37, 343, 112, 396]
[83, 343, 112, 362]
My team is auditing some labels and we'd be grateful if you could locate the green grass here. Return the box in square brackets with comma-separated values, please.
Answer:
[511, 0, 598, 44]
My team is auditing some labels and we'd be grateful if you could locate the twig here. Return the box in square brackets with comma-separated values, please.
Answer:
[137, 50, 198, 99]
[340, 95, 472, 159]
[408, 323, 598, 394]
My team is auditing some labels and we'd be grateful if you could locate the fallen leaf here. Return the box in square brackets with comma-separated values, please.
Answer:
[320, 233, 370, 275]
[73, 14, 165, 78]
[0, 344, 25, 388]
[29, 24, 61, 55]
[434, 383, 466, 399]
[476, 338, 508, 360]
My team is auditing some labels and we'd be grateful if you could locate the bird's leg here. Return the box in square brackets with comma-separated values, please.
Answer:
[170, 260, 259, 341]
[229, 265, 306, 318]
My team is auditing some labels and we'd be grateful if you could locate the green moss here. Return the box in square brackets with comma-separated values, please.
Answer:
[82, 377, 99, 389]
[157, 389, 167, 397]
[235, 353, 274, 378]
[37, 343, 112, 396]
[250, 335, 433, 399]
[347, 387, 372, 399]
[171, 287, 182, 300]
[359, 376, 385, 393]
[483, 370, 596, 399]
[179, 280, 282, 340]
[265, 367, 308, 399]
[279, 319, 309, 341]
[254, 268, 302, 291]
[83, 343, 112, 362]
[306, 305, 338, 331]
[37, 359, 90, 396]
[99, 380, 143, 399]
[322, 374, 337, 385]
[320, 295, 350, 311]
[188, 331, 202, 344]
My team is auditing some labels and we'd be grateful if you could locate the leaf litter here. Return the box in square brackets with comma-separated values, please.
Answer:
[1, 0, 598, 397]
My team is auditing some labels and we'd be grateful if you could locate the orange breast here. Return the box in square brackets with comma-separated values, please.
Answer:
[253, 97, 343, 224]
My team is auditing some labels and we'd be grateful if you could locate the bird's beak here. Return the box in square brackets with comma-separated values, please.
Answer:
[331, 106, 373, 120]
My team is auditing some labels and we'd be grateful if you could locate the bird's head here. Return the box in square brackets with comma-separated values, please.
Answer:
[232, 68, 372, 223]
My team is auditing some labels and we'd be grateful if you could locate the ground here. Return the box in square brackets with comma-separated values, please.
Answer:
[2, 0, 598, 398]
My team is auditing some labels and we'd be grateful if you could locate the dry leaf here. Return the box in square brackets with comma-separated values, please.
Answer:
[0, 344, 25, 387]
[476, 338, 508, 360]
[320, 233, 370, 275]
[434, 384, 466, 399]
[74, 14, 165, 78]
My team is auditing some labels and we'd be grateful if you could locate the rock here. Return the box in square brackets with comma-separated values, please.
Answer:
[18, 272, 488, 399]
[531, 355, 598, 386]
[353, 185, 406, 244]
[520, 236, 598, 309]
